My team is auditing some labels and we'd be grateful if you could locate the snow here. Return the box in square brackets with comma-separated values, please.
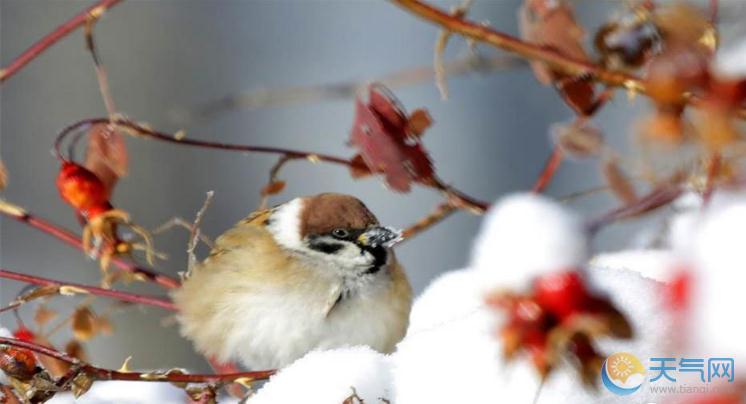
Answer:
[690, 193, 746, 358]
[248, 346, 393, 403]
[469, 193, 587, 292]
[47, 382, 185, 404]
[713, 37, 746, 78]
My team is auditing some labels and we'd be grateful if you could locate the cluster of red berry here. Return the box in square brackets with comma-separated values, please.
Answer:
[486, 270, 632, 386]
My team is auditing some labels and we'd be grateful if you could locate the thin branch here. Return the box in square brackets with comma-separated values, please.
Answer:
[54, 118, 491, 215]
[0, 337, 276, 384]
[390, 0, 643, 90]
[0, 268, 176, 312]
[532, 145, 563, 193]
[258, 155, 296, 210]
[586, 184, 683, 235]
[0, 0, 124, 84]
[401, 201, 457, 240]
[0, 200, 180, 289]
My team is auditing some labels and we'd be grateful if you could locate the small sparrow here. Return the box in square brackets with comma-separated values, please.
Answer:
[172, 193, 412, 370]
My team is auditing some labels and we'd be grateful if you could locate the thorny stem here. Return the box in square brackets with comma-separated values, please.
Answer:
[0, 268, 176, 312]
[0, 200, 180, 289]
[0, 0, 124, 84]
[54, 117, 490, 214]
[0, 337, 276, 384]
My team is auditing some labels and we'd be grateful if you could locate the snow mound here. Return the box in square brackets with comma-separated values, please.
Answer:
[249, 346, 392, 403]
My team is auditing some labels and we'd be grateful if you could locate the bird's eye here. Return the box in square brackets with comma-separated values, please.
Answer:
[331, 228, 349, 239]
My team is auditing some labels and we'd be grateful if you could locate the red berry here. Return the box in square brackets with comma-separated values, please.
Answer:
[0, 346, 37, 381]
[533, 270, 589, 320]
[13, 326, 35, 342]
[56, 162, 110, 213]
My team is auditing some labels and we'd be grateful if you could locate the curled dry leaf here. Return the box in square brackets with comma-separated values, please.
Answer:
[84, 123, 128, 196]
[602, 156, 638, 204]
[72, 306, 97, 342]
[95, 316, 114, 336]
[519, 0, 597, 115]
[349, 84, 435, 192]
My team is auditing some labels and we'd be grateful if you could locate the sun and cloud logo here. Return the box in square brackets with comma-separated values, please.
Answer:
[601, 352, 646, 395]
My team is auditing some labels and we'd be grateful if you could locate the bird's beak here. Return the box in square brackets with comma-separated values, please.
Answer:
[357, 226, 402, 248]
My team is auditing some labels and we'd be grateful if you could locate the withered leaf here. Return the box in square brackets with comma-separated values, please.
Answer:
[602, 157, 638, 204]
[519, 0, 597, 115]
[84, 123, 128, 197]
[261, 180, 286, 196]
[64, 340, 87, 362]
[33, 304, 58, 327]
[349, 84, 435, 192]
[14, 285, 60, 305]
[406, 108, 433, 137]
[72, 306, 97, 342]
[71, 371, 94, 398]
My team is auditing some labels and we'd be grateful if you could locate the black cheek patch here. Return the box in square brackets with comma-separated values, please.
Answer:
[309, 240, 345, 254]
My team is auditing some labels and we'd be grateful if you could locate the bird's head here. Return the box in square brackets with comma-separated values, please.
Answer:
[266, 193, 401, 276]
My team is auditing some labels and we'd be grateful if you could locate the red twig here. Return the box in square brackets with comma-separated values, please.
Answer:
[55, 117, 491, 213]
[0, 337, 276, 384]
[532, 146, 563, 193]
[0, 0, 124, 84]
[586, 185, 683, 234]
[0, 201, 180, 289]
[0, 268, 176, 312]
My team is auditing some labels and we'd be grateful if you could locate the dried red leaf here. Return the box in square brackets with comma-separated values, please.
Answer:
[349, 84, 435, 192]
[519, 0, 597, 115]
[84, 123, 128, 196]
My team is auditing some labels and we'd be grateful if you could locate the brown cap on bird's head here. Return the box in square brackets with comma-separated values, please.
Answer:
[300, 193, 379, 238]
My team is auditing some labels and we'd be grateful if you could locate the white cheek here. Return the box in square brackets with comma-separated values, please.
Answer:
[267, 198, 304, 250]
